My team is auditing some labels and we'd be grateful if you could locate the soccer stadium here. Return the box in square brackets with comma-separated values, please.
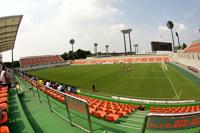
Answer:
[0, 1, 200, 133]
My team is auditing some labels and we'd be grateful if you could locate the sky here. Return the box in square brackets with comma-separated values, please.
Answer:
[0, 0, 200, 62]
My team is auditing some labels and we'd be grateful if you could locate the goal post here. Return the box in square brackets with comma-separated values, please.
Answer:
[141, 111, 200, 133]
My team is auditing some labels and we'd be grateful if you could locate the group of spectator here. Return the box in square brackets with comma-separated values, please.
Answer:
[0, 65, 15, 88]
[17, 71, 77, 94]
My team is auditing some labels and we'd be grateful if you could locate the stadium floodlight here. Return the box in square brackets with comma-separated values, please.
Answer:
[69, 39, 75, 52]
[175, 32, 181, 50]
[134, 44, 138, 54]
[121, 29, 133, 55]
[167, 20, 175, 52]
[121, 30, 127, 54]
[94, 43, 98, 57]
[105, 45, 109, 54]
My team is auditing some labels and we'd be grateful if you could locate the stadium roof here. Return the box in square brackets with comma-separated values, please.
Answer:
[0, 15, 23, 52]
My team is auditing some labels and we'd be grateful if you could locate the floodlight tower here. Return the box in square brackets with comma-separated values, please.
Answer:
[134, 44, 138, 54]
[121, 30, 127, 54]
[121, 29, 133, 55]
[175, 32, 181, 50]
[69, 39, 75, 52]
[105, 45, 109, 54]
[94, 43, 98, 57]
[167, 20, 175, 52]
[127, 29, 133, 54]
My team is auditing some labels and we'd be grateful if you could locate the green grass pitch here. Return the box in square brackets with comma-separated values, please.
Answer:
[28, 63, 200, 101]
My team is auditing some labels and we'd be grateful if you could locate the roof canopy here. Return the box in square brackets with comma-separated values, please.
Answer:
[0, 15, 23, 52]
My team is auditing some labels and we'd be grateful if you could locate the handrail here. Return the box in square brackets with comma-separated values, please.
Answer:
[19, 75, 93, 133]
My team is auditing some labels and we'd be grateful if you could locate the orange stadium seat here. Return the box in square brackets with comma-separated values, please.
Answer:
[0, 126, 9, 133]
[93, 110, 106, 118]
[0, 103, 7, 111]
[0, 98, 7, 104]
[105, 114, 119, 122]
[0, 94, 7, 98]
[0, 112, 8, 124]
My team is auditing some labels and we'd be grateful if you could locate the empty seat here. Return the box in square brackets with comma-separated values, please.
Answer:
[0, 93, 7, 98]
[0, 103, 7, 111]
[116, 111, 127, 117]
[0, 98, 7, 104]
[105, 114, 119, 122]
[0, 126, 9, 133]
[0, 90, 7, 94]
[0, 112, 8, 124]
[93, 111, 106, 118]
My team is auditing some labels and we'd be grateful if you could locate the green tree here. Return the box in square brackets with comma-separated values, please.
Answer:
[60, 52, 68, 60]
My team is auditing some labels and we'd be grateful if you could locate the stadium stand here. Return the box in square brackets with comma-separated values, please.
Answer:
[172, 42, 200, 75]
[0, 86, 9, 133]
[183, 42, 200, 54]
[72, 56, 170, 65]
[150, 106, 200, 113]
[24, 77, 137, 122]
[20, 55, 65, 68]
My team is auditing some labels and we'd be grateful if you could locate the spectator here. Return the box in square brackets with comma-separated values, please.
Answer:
[0, 66, 10, 88]
[45, 80, 51, 88]
[68, 85, 71, 92]
[0, 65, 6, 84]
[57, 84, 63, 92]
[70, 86, 77, 94]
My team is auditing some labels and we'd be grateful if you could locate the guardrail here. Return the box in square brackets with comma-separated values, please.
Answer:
[18, 75, 93, 133]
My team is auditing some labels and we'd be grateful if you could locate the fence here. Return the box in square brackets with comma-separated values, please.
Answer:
[17, 75, 93, 133]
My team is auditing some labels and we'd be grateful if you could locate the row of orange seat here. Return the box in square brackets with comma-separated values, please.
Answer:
[25, 78, 137, 122]
[20, 55, 64, 68]
[150, 106, 200, 113]
[65, 93, 137, 122]
[0, 86, 9, 133]
[72, 56, 170, 65]
[183, 42, 200, 53]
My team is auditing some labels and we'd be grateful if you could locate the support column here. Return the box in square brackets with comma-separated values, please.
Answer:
[128, 33, 132, 54]
[123, 33, 127, 54]
[11, 49, 14, 67]
[171, 29, 175, 52]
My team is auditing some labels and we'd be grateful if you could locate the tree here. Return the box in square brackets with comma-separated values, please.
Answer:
[60, 52, 68, 60]
[3, 61, 20, 68]
[61, 49, 91, 60]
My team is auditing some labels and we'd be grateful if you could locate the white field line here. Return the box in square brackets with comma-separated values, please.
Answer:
[116, 124, 141, 130]
[162, 66, 179, 99]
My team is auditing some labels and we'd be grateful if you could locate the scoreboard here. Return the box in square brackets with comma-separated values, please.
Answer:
[151, 41, 172, 51]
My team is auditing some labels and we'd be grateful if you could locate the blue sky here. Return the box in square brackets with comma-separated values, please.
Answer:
[0, 0, 199, 62]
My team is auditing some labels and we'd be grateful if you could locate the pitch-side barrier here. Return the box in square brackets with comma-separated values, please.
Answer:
[18, 75, 93, 133]
[141, 111, 200, 133]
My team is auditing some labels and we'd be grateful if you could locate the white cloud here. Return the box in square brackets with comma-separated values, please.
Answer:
[158, 25, 168, 32]
[111, 24, 126, 31]
[177, 24, 188, 31]
[1, 0, 124, 62]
